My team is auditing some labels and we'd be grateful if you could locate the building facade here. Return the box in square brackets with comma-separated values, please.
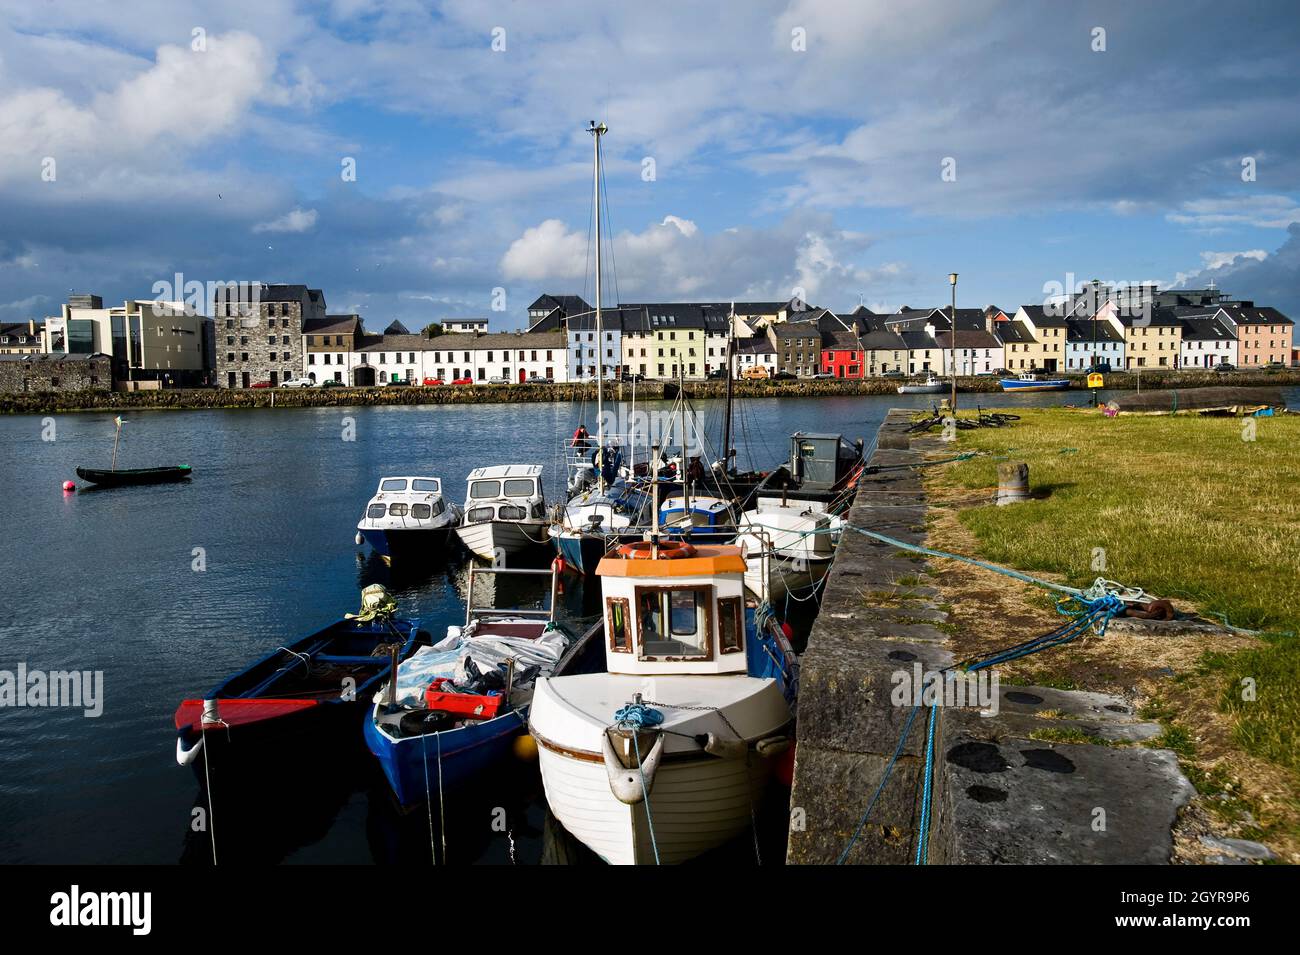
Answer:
[0, 353, 111, 392]
[214, 284, 326, 388]
[0, 321, 44, 355]
[45, 294, 206, 386]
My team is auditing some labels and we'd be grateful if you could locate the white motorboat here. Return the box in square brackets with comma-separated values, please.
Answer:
[529, 540, 798, 864]
[897, 375, 946, 394]
[355, 476, 462, 562]
[455, 464, 548, 560]
[735, 496, 840, 603]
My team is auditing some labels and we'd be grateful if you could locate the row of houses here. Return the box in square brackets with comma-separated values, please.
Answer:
[6, 281, 1293, 392]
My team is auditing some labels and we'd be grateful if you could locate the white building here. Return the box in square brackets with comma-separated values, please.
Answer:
[326, 330, 568, 385]
[442, 318, 489, 334]
[566, 311, 622, 380]
[1064, 318, 1126, 371]
[934, 328, 1005, 376]
[1178, 317, 1236, 369]
[735, 336, 778, 376]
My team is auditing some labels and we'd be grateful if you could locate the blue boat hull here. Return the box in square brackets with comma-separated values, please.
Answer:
[360, 526, 453, 560]
[999, 378, 1069, 391]
[364, 707, 528, 807]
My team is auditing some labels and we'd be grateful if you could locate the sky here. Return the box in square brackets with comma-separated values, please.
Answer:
[1, 0, 1298, 331]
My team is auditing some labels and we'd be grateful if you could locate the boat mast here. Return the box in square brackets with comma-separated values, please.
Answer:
[678, 364, 690, 521]
[589, 120, 607, 491]
[111, 416, 123, 471]
[722, 302, 735, 475]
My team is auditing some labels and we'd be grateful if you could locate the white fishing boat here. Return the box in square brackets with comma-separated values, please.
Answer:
[735, 496, 840, 603]
[355, 476, 462, 562]
[529, 538, 798, 865]
[897, 375, 946, 394]
[455, 464, 548, 560]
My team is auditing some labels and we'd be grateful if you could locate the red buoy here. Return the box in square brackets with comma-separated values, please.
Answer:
[775, 743, 796, 787]
[62, 480, 76, 493]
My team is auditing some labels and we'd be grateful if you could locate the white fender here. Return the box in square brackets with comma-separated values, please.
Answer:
[176, 733, 204, 767]
[703, 733, 748, 760]
[603, 732, 664, 804]
[756, 735, 791, 758]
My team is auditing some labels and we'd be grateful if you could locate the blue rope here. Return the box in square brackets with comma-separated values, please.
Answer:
[629, 730, 661, 865]
[836, 701, 922, 864]
[915, 703, 939, 865]
[614, 703, 663, 728]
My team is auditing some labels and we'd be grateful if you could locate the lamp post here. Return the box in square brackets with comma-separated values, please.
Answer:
[948, 273, 958, 412]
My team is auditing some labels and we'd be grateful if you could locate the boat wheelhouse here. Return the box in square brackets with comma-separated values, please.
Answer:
[736, 496, 840, 603]
[455, 464, 548, 560]
[657, 494, 739, 546]
[355, 476, 461, 562]
[529, 541, 797, 865]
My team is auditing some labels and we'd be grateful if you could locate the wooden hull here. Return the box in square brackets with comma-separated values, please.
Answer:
[76, 465, 191, 486]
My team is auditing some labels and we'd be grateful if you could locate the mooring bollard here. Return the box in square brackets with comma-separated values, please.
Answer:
[996, 461, 1029, 505]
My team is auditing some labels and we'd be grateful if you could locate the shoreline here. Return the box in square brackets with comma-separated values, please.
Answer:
[2, 368, 1297, 414]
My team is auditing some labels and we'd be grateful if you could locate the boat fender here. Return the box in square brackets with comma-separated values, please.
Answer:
[355, 531, 364, 546]
[175, 731, 204, 767]
[756, 735, 791, 758]
[701, 733, 747, 760]
[603, 731, 664, 804]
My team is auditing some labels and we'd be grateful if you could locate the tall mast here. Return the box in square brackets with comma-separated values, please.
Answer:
[722, 302, 735, 475]
[589, 121, 607, 490]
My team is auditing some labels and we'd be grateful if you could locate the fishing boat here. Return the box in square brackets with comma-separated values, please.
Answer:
[529, 539, 798, 864]
[897, 375, 946, 395]
[75, 464, 192, 486]
[355, 476, 462, 561]
[174, 585, 421, 777]
[75, 415, 192, 487]
[454, 465, 548, 560]
[365, 564, 597, 807]
[1000, 372, 1069, 392]
[657, 495, 739, 546]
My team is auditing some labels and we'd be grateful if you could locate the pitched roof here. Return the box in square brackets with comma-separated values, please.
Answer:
[737, 336, 776, 355]
[527, 294, 592, 315]
[820, 328, 862, 350]
[934, 328, 1003, 349]
[303, 314, 361, 335]
[1064, 319, 1125, 344]
[996, 321, 1038, 344]
[858, 329, 908, 350]
[1017, 304, 1070, 327]
[1179, 317, 1236, 342]
[1213, 305, 1294, 327]
[899, 329, 939, 349]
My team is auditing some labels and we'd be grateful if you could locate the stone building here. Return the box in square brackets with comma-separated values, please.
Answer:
[0, 353, 111, 392]
[213, 283, 326, 388]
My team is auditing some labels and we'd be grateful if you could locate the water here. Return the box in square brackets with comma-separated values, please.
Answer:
[1, 388, 1281, 863]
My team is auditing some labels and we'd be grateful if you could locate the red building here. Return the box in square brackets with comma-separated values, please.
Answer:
[820, 328, 864, 378]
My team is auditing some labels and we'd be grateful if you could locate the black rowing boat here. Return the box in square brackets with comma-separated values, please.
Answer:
[75, 465, 193, 486]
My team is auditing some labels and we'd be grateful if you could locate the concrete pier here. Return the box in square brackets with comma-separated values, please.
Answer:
[786, 409, 1194, 864]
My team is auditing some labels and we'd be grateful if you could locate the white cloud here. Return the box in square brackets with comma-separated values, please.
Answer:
[252, 208, 320, 234]
[1166, 196, 1300, 231]
[500, 219, 589, 281]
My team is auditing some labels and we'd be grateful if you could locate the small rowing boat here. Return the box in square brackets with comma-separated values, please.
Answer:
[75, 465, 192, 486]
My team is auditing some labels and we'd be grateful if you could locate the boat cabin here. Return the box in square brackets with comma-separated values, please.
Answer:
[658, 495, 732, 530]
[596, 543, 750, 676]
[788, 431, 863, 490]
[362, 476, 451, 528]
[463, 464, 544, 523]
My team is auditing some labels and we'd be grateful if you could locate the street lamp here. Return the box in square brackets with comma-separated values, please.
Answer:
[948, 272, 958, 412]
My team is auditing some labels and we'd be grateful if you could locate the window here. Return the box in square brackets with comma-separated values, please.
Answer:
[499, 504, 527, 520]
[380, 478, 408, 491]
[467, 506, 494, 523]
[412, 479, 440, 492]
[367, 503, 386, 518]
[718, 596, 743, 653]
[503, 478, 534, 497]
[470, 479, 502, 499]
[388, 503, 409, 517]
[411, 503, 432, 519]
[637, 586, 710, 659]
[608, 597, 632, 653]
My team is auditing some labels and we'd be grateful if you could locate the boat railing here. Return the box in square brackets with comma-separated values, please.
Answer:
[464, 564, 560, 627]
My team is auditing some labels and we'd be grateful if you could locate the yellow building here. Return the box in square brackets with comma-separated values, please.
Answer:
[1096, 302, 1184, 368]
[1012, 306, 1068, 372]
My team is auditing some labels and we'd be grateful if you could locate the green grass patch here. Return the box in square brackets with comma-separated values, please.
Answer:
[939, 408, 1300, 774]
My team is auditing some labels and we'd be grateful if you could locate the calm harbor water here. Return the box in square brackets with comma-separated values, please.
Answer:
[0, 387, 1280, 864]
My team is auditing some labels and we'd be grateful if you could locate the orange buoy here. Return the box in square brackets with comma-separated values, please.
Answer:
[616, 540, 697, 560]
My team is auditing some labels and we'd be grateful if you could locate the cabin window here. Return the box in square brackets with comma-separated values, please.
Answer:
[412, 479, 440, 492]
[607, 597, 632, 653]
[388, 503, 409, 517]
[430, 499, 445, 517]
[503, 478, 535, 497]
[718, 597, 743, 653]
[380, 478, 407, 491]
[411, 503, 432, 519]
[470, 479, 502, 499]
[467, 506, 494, 523]
[499, 504, 527, 520]
[366, 503, 386, 518]
[636, 586, 712, 660]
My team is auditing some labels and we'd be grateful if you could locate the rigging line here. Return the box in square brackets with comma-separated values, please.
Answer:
[598, 142, 620, 309]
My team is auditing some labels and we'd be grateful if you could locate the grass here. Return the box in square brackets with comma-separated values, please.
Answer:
[935, 407, 1300, 777]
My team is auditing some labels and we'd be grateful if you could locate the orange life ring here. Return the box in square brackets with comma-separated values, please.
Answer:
[616, 540, 697, 560]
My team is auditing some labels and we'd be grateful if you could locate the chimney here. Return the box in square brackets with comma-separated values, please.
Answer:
[984, 305, 996, 335]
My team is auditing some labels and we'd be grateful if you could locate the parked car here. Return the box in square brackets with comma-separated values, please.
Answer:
[385, 379, 411, 387]
[321, 379, 345, 388]
[706, 368, 729, 380]
[620, 372, 646, 382]
[990, 368, 1010, 377]
[422, 377, 445, 387]
[451, 377, 474, 386]
[812, 372, 836, 380]
[250, 380, 273, 389]
[771, 371, 797, 381]
[741, 366, 770, 380]
[882, 370, 905, 379]
[282, 377, 315, 388]
[1087, 363, 1111, 374]
[1214, 363, 1236, 373]
[526, 375, 553, 384]
[487, 376, 510, 384]
[1265, 361, 1285, 370]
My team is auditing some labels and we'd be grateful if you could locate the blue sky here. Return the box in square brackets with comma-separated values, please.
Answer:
[2, 0, 1298, 330]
